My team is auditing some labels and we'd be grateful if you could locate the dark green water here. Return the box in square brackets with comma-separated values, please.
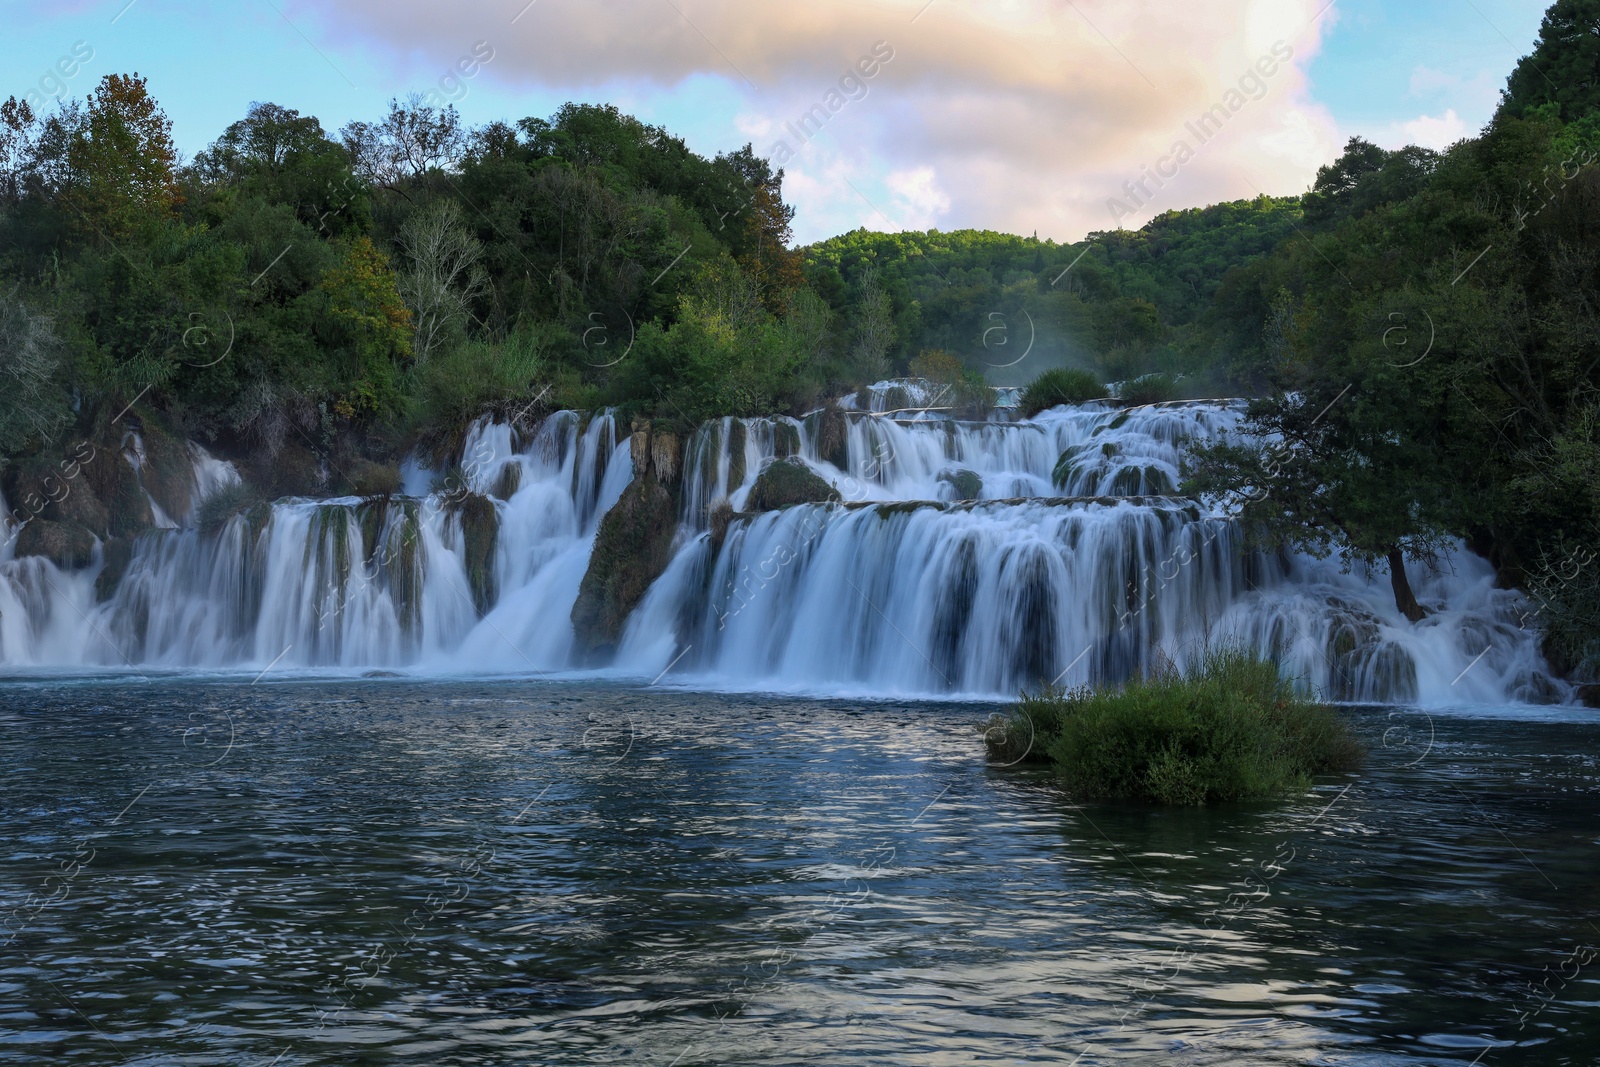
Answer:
[1, 678, 1597, 1065]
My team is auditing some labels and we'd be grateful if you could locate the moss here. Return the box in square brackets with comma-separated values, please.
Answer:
[83, 447, 152, 539]
[874, 500, 945, 519]
[707, 498, 735, 553]
[571, 474, 678, 655]
[196, 482, 264, 536]
[938, 468, 983, 501]
[95, 537, 135, 602]
[493, 463, 522, 500]
[813, 404, 850, 469]
[726, 421, 747, 490]
[132, 410, 198, 522]
[449, 492, 499, 615]
[247, 442, 324, 498]
[341, 458, 402, 498]
[774, 421, 802, 460]
[746, 458, 841, 512]
[884, 385, 910, 412]
[14, 519, 97, 570]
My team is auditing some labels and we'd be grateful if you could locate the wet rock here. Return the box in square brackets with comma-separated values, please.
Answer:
[15, 519, 97, 570]
[571, 475, 677, 655]
[746, 458, 840, 512]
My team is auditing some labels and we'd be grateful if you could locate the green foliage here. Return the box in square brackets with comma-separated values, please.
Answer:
[406, 325, 556, 434]
[1117, 372, 1180, 407]
[1019, 368, 1104, 415]
[1501, 0, 1600, 122]
[983, 650, 1363, 805]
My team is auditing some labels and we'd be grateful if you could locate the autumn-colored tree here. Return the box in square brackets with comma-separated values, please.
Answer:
[319, 235, 413, 416]
[740, 178, 802, 315]
[63, 73, 178, 237]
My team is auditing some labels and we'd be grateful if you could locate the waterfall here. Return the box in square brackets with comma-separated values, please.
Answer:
[0, 399, 1566, 706]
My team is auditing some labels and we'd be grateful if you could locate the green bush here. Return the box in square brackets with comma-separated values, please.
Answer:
[1117, 372, 1181, 407]
[1020, 368, 1105, 416]
[983, 649, 1363, 804]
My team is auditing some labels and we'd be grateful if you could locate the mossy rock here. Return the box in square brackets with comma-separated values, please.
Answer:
[83, 447, 153, 539]
[773, 421, 802, 460]
[132, 411, 198, 522]
[341, 458, 401, 498]
[493, 463, 522, 500]
[812, 404, 850, 469]
[246, 442, 324, 498]
[707, 498, 735, 553]
[725, 423, 746, 489]
[448, 492, 499, 616]
[571, 475, 678, 655]
[938, 468, 983, 501]
[884, 385, 910, 412]
[746, 458, 841, 512]
[95, 537, 135, 602]
[15, 519, 97, 570]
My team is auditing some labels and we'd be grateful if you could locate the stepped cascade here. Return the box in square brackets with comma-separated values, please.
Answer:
[0, 396, 1562, 705]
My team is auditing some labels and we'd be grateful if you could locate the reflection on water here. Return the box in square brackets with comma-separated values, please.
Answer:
[0, 680, 1596, 1065]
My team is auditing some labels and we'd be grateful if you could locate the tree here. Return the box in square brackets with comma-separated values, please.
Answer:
[341, 95, 465, 191]
[738, 177, 802, 315]
[396, 199, 489, 363]
[194, 102, 363, 234]
[62, 73, 178, 237]
[850, 267, 895, 382]
[318, 235, 412, 416]
[1501, 0, 1600, 122]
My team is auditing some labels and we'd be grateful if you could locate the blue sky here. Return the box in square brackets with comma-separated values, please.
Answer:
[4, 0, 1553, 243]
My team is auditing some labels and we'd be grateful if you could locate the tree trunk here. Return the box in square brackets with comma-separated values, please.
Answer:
[1388, 546, 1428, 623]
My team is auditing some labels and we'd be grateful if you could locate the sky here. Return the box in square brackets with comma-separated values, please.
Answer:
[5, 0, 1551, 244]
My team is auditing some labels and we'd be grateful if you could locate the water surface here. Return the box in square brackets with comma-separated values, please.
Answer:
[1, 679, 1596, 1064]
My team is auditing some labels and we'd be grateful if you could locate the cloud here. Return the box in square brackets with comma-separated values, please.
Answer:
[283, 0, 1345, 242]
[886, 166, 951, 229]
[1377, 108, 1468, 151]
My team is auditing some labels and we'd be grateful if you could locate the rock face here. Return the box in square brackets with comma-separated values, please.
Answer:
[14, 519, 97, 570]
[938, 468, 983, 501]
[746, 458, 840, 512]
[1576, 684, 1600, 709]
[571, 474, 677, 656]
[447, 492, 499, 616]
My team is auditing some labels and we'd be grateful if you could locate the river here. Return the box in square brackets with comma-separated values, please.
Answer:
[2, 677, 1595, 1064]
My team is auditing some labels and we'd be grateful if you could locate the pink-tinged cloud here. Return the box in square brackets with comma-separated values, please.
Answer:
[284, 0, 1345, 242]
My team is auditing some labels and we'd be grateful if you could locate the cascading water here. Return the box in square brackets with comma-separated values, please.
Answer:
[620, 400, 1562, 706]
[0, 397, 1565, 705]
[0, 413, 630, 672]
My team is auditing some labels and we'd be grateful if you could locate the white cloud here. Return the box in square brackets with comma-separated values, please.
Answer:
[884, 166, 951, 229]
[1377, 108, 1468, 151]
[286, 0, 1346, 242]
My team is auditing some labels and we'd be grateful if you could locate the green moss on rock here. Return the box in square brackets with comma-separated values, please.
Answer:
[571, 475, 678, 655]
[15, 519, 97, 570]
[449, 492, 499, 616]
[746, 458, 840, 512]
[95, 537, 135, 601]
[133, 412, 198, 522]
[938, 468, 983, 501]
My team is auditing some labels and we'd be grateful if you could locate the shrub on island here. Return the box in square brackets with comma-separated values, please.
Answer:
[983, 650, 1363, 805]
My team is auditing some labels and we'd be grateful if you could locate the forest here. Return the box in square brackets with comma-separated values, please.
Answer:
[0, 0, 1596, 679]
